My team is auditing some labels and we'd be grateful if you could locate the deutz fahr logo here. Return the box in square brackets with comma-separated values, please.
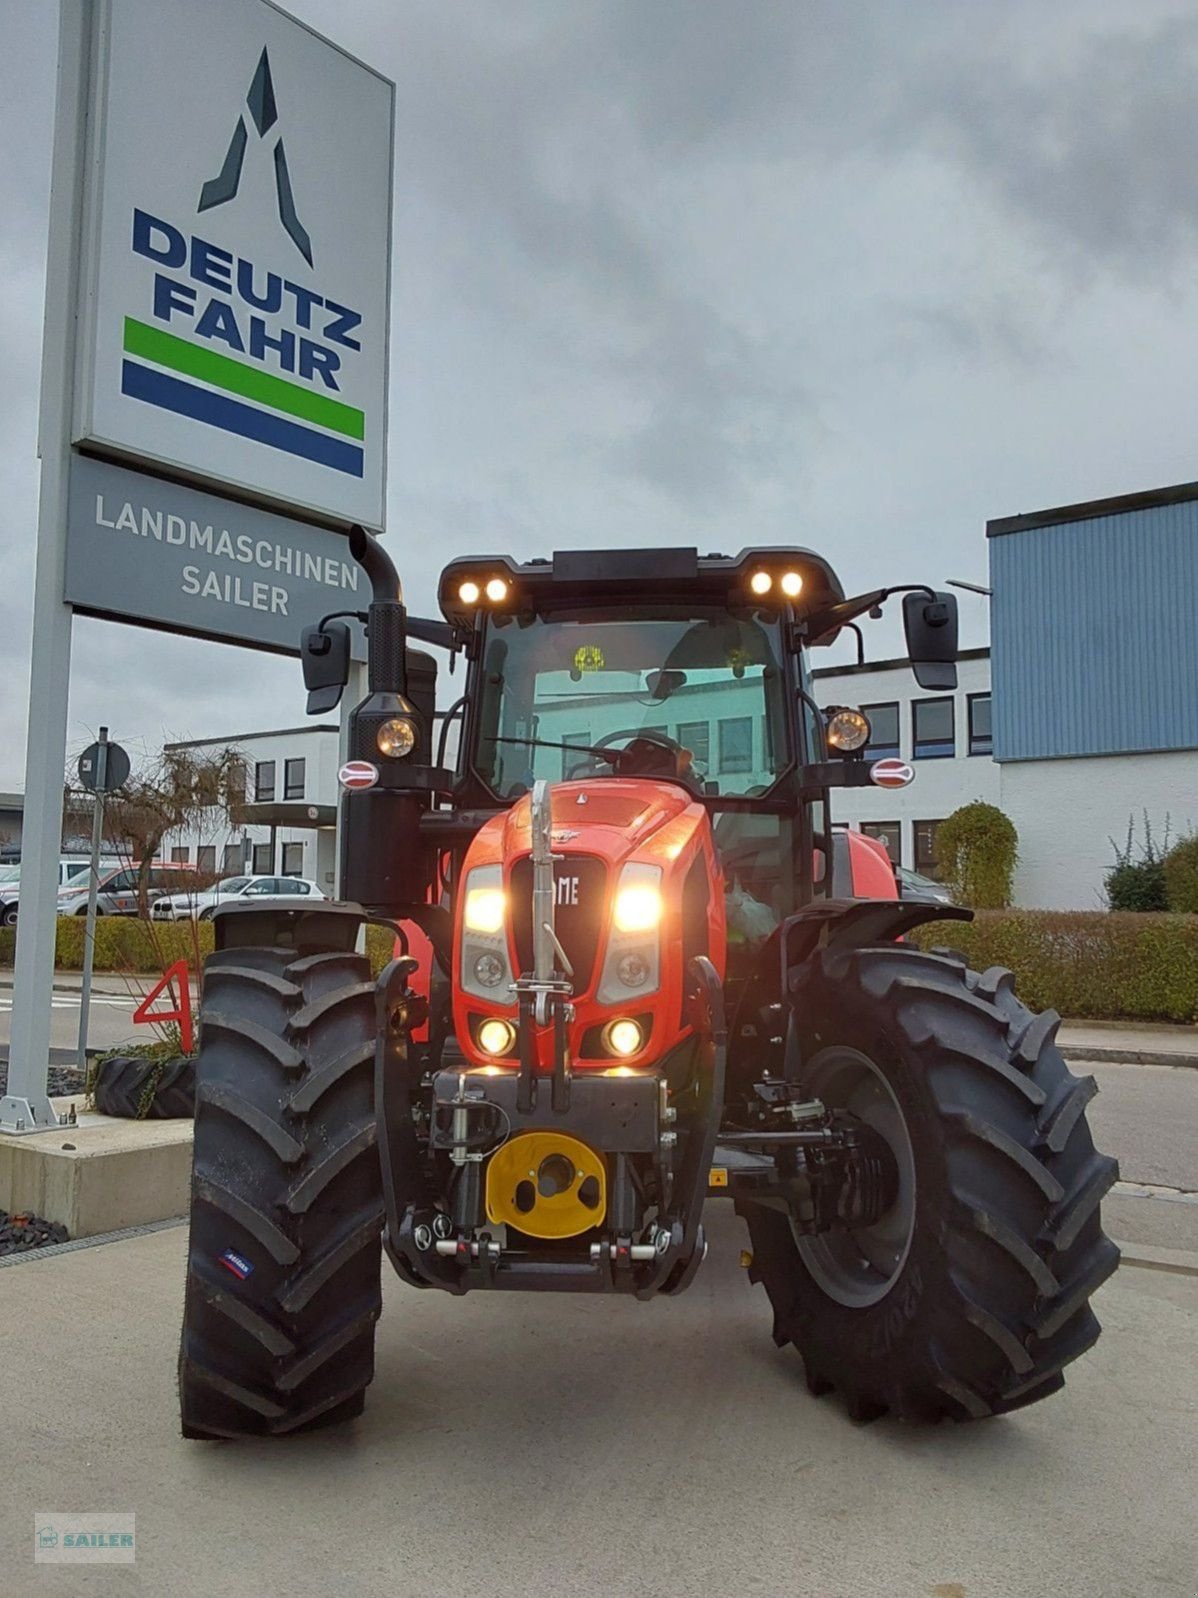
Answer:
[200, 48, 312, 266]
[118, 47, 367, 479]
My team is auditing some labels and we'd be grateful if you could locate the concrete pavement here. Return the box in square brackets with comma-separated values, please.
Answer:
[1, 1205, 1193, 1598]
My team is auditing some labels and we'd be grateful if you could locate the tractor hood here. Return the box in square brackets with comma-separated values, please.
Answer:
[497, 779, 697, 871]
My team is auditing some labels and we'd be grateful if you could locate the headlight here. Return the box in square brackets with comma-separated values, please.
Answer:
[464, 885, 506, 933]
[458, 580, 481, 605]
[478, 1018, 516, 1056]
[749, 570, 772, 595]
[616, 952, 649, 988]
[472, 952, 506, 988]
[377, 716, 417, 758]
[613, 881, 662, 933]
[603, 1018, 644, 1058]
[825, 707, 872, 753]
[780, 570, 803, 598]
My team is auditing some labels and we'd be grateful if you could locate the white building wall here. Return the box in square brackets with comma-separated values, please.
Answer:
[999, 750, 1198, 910]
[813, 652, 998, 875]
[163, 726, 340, 890]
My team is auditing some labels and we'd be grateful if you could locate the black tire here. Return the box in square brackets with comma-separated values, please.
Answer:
[93, 1053, 195, 1118]
[739, 944, 1119, 1423]
[178, 945, 382, 1439]
[2, 903, 17, 928]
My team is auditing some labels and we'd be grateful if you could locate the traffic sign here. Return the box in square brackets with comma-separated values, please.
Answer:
[77, 738, 130, 793]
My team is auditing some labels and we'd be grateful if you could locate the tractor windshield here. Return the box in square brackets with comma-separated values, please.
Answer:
[473, 605, 790, 800]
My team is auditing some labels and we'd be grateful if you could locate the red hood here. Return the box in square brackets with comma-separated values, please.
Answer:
[494, 779, 697, 871]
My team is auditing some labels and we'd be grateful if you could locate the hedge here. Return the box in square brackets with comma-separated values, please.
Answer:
[911, 909, 1198, 1023]
[0, 916, 401, 978]
[6, 911, 1193, 1025]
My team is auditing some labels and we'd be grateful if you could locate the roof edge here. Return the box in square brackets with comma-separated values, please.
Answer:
[987, 479, 1198, 537]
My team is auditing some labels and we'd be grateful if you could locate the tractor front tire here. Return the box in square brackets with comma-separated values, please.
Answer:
[740, 944, 1119, 1423]
[179, 945, 383, 1439]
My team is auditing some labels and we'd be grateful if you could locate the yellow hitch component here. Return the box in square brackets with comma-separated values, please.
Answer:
[485, 1131, 607, 1240]
[709, 1166, 729, 1188]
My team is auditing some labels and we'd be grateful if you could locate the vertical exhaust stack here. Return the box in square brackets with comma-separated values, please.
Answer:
[340, 525, 437, 915]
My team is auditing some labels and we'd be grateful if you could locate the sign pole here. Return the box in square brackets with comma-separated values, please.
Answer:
[76, 728, 109, 1074]
[1, 1, 94, 1134]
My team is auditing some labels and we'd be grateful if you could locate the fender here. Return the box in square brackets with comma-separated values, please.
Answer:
[780, 897, 972, 974]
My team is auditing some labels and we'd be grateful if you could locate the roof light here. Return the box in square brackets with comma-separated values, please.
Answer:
[458, 580, 481, 605]
[780, 570, 804, 598]
[749, 570, 772, 596]
[485, 577, 509, 603]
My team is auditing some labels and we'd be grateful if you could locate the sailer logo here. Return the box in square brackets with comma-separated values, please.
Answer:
[199, 48, 313, 266]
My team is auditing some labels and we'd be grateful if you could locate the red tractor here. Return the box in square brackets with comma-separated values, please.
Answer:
[178, 532, 1118, 1437]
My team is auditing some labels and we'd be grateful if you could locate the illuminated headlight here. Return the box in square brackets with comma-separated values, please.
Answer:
[749, 570, 772, 596]
[780, 570, 804, 598]
[613, 878, 662, 933]
[464, 885, 506, 933]
[825, 707, 872, 753]
[603, 1018, 643, 1058]
[458, 580, 481, 605]
[478, 1018, 516, 1056]
[485, 577, 509, 603]
[377, 716, 417, 758]
[598, 862, 662, 1004]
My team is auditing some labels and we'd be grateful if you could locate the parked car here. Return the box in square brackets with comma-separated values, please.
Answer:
[1, 855, 124, 926]
[56, 862, 198, 917]
[896, 864, 957, 907]
[151, 874, 326, 921]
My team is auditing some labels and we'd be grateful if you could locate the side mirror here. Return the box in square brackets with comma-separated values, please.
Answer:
[902, 591, 958, 690]
[301, 621, 351, 713]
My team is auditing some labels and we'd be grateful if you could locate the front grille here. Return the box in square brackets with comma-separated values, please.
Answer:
[510, 854, 607, 993]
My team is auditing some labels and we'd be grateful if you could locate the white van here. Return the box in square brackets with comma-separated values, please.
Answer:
[0, 856, 123, 927]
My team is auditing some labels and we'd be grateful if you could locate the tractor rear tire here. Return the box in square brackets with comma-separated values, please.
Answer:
[739, 944, 1119, 1423]
[178, 945, 382, 1439]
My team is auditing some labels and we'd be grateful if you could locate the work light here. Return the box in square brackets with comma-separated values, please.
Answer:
[825, 707, 872, 753]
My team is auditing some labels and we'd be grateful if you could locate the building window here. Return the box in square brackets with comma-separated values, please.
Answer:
[968, 693, 992, 756]
[677, 721, 710, 771]
[254, 760, 276, 801]
[861, 821, 901, 862]
[561, 732, 592, 779]
[281, 842, 304, 877]
[170, 846, 190, 864]
[197, 845, 216, 874]
[718, 717, 753, 774]
[914, 819, 945, 880]
[223, 843, 242, 874]
[252, 842, 273, 875]
[284, 758, 305, 800]
[912, 697, 955, 759]
[862, 702, 900, 761]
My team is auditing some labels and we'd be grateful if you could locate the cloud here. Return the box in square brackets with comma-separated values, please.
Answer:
[3, 0, 1198, 790]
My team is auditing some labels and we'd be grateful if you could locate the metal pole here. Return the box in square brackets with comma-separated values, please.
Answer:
[1, 2, 93, 1134]
[76, 728, 108, 1073]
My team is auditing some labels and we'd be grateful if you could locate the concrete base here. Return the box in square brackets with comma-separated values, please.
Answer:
[0, 1096, 192, 1238]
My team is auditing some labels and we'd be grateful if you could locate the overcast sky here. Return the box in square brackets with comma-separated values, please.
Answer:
[4, 0, 1198, 789]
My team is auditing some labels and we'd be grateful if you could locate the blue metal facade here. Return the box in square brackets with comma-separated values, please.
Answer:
[989, 487, 1198, 762]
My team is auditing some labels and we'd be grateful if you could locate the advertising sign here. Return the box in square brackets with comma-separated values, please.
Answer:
[65, 455, 368, 657]
[76, 0, 393, 528]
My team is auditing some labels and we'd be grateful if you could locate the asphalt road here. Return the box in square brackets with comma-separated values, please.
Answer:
[1, 1206, 1193, 1598]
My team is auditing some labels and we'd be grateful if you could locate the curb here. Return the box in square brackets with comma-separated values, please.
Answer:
[1060, 1045, 1198, 1070]
[1112, 1238, 1198, 1279]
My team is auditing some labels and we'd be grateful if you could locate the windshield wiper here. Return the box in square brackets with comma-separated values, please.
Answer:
[485, 735, 618, 765]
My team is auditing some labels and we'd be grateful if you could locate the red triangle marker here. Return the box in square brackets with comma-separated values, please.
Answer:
[133, 959, 194, 1055]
